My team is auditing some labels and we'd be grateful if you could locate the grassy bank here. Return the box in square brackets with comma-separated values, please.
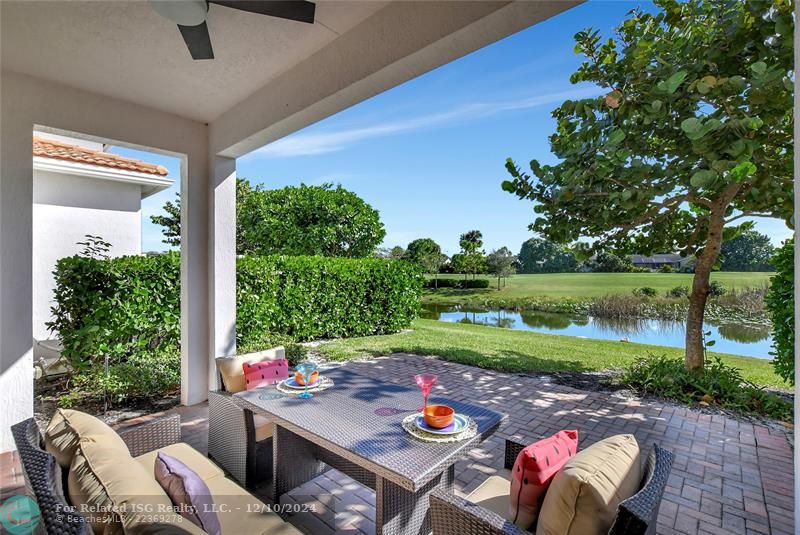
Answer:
[317, 319, 787, 389]
[425, 272, 773, 303]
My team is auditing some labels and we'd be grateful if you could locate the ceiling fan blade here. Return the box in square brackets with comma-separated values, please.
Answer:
[178, 22, 214, 60]
[208, 1, 315, 23]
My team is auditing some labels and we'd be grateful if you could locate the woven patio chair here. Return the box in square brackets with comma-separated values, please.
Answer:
[430, 438, 674, 535]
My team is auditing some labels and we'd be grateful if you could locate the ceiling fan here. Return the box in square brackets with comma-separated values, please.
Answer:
[150, 0, 316, 60]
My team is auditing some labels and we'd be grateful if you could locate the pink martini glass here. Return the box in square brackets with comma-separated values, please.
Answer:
[415, 373, 437, 412]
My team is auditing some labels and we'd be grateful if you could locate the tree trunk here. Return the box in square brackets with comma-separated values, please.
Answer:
[685, 211, 725, 370]
[497, 275, 501, 290]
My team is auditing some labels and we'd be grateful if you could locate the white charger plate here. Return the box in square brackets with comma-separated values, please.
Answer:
[414, 413, 468, 435]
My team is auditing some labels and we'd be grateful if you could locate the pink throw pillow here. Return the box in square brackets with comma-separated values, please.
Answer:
[509, 430, 578, 529]
[243, 359, 289, 390]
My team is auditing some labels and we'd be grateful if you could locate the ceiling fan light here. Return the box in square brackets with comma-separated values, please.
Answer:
[150, 0, 209, 26]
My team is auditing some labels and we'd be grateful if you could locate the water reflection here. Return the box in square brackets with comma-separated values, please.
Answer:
[420, 304, 772, 359]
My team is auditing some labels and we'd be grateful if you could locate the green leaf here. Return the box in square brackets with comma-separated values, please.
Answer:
[650, 100, 662, 112]
[729, 161, 757, 182]
[750, 62, 767, 76]
[662, 70, 688, 94]
[606, 129, 626, 146]
[746, 117, 764, 130]
[680, 117, 702, 134]
[690, 169, 717, 188]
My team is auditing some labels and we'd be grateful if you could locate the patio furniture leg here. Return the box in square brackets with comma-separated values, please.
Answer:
[273, 424, 329, 502]
[376, 464, 455, 535]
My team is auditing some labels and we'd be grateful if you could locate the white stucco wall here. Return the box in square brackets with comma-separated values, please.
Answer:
[32, 169, 143, 340]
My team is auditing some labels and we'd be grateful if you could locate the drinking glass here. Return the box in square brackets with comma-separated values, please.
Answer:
[296, 361, 319, 399]
[414, 373, 437, 412]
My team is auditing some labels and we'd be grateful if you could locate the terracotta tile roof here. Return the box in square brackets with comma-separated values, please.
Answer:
[33, 136, 168, 177]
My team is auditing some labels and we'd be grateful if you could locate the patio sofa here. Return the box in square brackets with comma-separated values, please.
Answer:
[207, 347, 286, 493]
[430, 438, 674, 535]
[11, 411, 300, 535]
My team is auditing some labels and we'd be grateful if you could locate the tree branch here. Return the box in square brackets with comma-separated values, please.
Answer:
[725, 212, 775, 224]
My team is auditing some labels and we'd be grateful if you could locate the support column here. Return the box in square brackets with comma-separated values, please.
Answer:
[181, 150, 211, 405]
[209, 155, 237, 390]
[0, 119, 33, 452]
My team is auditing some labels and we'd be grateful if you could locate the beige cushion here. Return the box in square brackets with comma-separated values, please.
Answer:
[68, 440, 175, 534]
[45, 408, 130, 468]
[134, 442, 225, 482]
[204, 474, 302, 535]
[536, 434, 641, 535]
[466, 469, 512, 520]
[253, 415, 274, 442]
[216, 347, 285, 393]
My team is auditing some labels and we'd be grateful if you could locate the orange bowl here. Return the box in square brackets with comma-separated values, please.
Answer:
[295, 370, 319, 386]
[424, 404, 455, 429]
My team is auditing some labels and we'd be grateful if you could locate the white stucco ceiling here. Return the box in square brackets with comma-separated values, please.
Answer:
[0, 0, 387, 122]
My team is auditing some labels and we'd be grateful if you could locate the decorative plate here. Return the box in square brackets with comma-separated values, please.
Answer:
[414, 414, 468, 435]
[401, 413, 478, 443]
[275, 375, 334, 395]
[282, 377, 321, 389]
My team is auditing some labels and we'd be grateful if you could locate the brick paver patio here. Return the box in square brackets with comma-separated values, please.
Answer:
[1, 353, 793, 534]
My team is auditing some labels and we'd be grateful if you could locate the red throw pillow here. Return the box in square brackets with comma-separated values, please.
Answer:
[509, 430, 578, 529]
[242, 359, 289, 390]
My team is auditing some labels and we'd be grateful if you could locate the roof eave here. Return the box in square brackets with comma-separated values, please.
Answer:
[33, 156, 173, 199]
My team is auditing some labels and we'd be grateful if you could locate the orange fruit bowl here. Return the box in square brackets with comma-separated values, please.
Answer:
[424, 404, 455, 429]
[294, 370, 319, 386]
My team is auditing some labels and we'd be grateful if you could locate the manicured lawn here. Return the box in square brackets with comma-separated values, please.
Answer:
[425, 272, 773, 302]
[317, 319, 787, 389]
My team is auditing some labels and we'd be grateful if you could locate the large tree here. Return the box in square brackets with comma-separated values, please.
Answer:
[518, 237, 578, 273]
[720, 227, 775, 271]
[150, 193, 181, 247]
[456, 230, 486, 279]
[503, 0, 793, 370]
[404, 238, 447, 287]
[237, 181, 386, 257]
[486, 247, 518, 289]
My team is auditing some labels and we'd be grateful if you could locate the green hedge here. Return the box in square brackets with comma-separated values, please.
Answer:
[48, 253, 181, 403]
[49, 253, 181, 372]
[49, 253, 423, 402]
[425, 278, 491, 289]
[237, 255, 423, 342]
[766, 239, 794, 384]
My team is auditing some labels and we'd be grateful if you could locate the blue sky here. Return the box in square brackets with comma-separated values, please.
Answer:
[126, 0, 792, 255]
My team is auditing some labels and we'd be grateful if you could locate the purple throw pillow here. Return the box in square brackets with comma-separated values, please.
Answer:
[154, 452, 222, 535]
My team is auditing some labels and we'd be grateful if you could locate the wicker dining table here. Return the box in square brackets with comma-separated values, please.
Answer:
[232, 367, 505, 535]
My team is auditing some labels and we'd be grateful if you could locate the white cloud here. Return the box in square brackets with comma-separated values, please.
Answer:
[254, 86, 602, 158]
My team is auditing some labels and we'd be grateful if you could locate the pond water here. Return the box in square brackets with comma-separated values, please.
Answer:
[420, 304, 773, 359]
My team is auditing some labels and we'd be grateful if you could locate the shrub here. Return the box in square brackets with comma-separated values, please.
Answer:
[425, 278, 460, 289]
[60, 352, 181, 407]
[48, 253, 182, 371]
[708, 280, 726, 297]
[667, 285, 690, 298]
[460, 279, 491, 289]
[424, 278, 491, 290]
[659, 264, 674, 273]
[237, 255, 423, 342]
[236, 332, 308, 366]
[622, 353, 792, 420]
[49, 253, 422, 403]
[632, 286, 657, 298]
[766, 239, 794, 384]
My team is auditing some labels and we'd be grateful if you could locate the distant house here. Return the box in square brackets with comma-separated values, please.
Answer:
[629, 253, 686, 271]
[33, 133, 172, 341]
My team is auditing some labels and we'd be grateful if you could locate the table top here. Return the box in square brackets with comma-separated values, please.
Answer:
[233, 367, 505, 491]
